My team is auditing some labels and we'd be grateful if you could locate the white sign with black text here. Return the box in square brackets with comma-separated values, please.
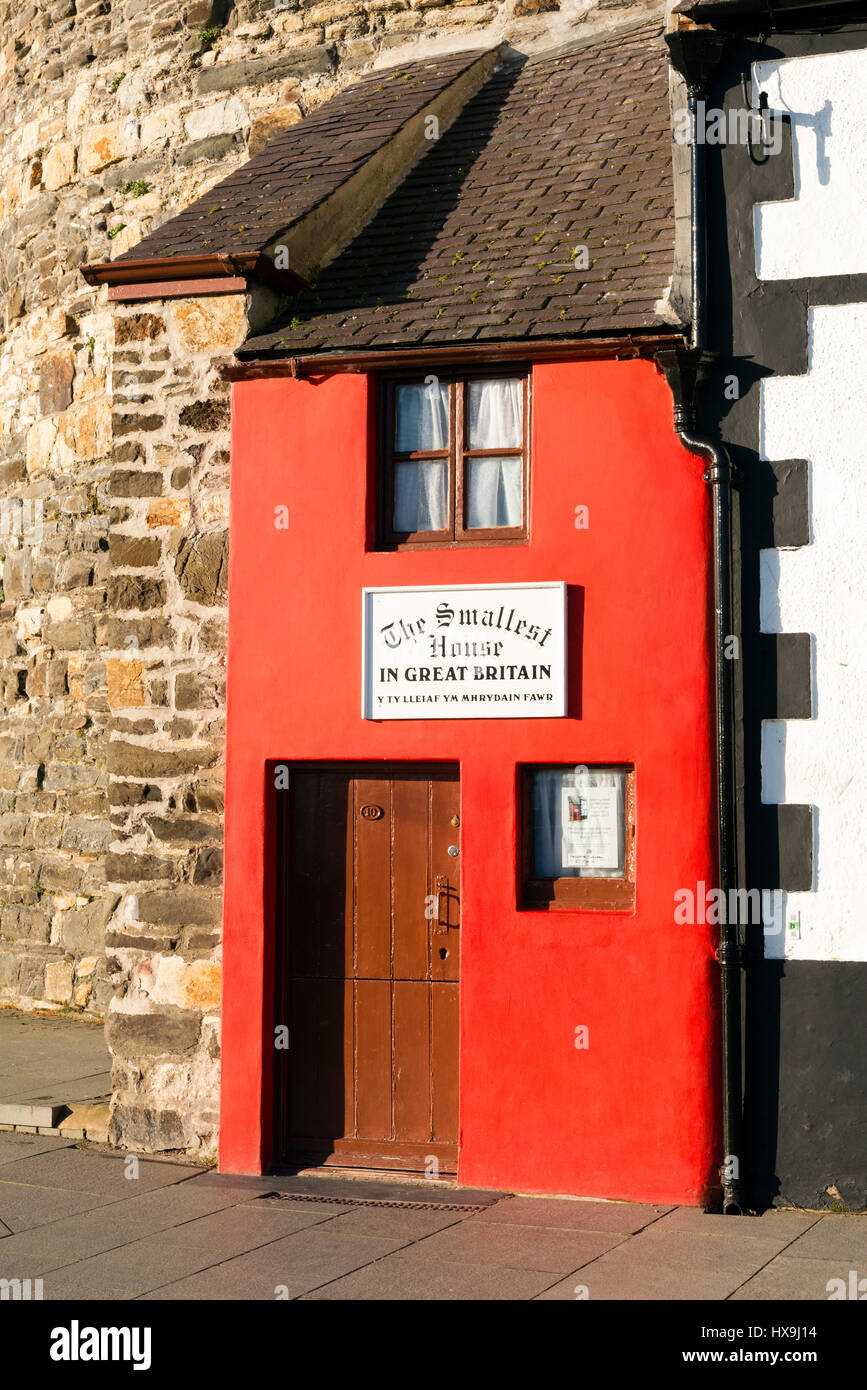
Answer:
[362, 582, 567, 720]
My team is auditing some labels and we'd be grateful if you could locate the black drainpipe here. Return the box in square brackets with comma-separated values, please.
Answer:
[658, 24, 745, 1216]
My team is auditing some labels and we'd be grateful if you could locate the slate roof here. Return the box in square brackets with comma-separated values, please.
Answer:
[673, 0, 840, 15]
[111, 49, 490, 265]
[242, 20, 678, 357]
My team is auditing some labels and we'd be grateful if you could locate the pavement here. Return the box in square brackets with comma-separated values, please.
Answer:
[0, 1008, 110, 1138]
[0, 1131, 864, 1301]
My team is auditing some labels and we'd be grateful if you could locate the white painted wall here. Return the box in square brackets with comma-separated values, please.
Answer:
[750, 51, 867, 956]
[760, 303, 867, 962]
[755, 49, 867, 961]
[754, 49, 867, 279]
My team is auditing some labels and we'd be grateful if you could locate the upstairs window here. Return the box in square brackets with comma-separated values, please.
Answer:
[380, 372, 529, 546]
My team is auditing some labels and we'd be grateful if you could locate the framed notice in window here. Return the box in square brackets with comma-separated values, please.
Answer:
[520, 765, 636, 911]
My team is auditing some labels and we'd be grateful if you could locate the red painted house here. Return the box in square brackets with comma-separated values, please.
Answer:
[91, 22, 722, 1203]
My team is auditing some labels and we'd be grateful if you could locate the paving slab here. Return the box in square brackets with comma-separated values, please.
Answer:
[0, 1133, 74, 1166]
[407, 1219, 624, 1272]
[782, 1215, 867, 1262]
[536, 1259, 748, 1301]
[0, 1012, 111, 1120]
[0, 1175, 275, 1263]
[0, 1183, 126, 1237]
[473, 1196, 673, 1233]
[137, 1264, 333, 1301]
[38, 1203, 352, 1300]
[141, 1226, 415, 1300]
[586, 1227, 788, 1276]
[730, 1254, 862, 1301]
[652, 1207, 824, 1240]
[300, 1252, 560, 1300]
[0, 1145, 195, 1197]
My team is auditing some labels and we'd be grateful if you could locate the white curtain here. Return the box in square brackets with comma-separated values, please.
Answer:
[396, 382, 449, 451]
[466, 378, 523, 528]
[392, 379, 524, 532]
[532, 768, 626, 880]
[467, 378, 522, 449]
[394, 382, 449, 531]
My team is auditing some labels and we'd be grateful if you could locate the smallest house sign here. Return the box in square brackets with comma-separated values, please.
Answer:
[362, 582, 567, 720]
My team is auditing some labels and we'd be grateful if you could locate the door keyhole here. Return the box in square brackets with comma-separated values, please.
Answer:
[439, 947, 448, 960]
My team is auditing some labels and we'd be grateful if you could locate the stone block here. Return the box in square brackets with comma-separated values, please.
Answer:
[109, 783, 162, 807]
[108, 742, 218, 778]
[146, 498, 190, 527]
[111, 470, 163, 498]
[175, 531, 228, 605]
[107, 615, 173, 649]
[80, 118, 139, 174]
[1, 905, 50, 942]
[248, 104, 303, 157]
[193, 846, 222, 885]
[105, 851, 174, 881]
[72, 400, 112, 459]
[137, 890, 222, 926]
[169, 297, 247, 355]
[42, 141, 77, 190]
[108, 576, 166, 610]
[61, 818, 111, 854]
[177, 133, 242, 166]
[0, 813, 29, 846]
[44, 957, 75, 1002]
[61, 894, 120, 954]
[175, 671, 221, 709]
[39, 354, 75, 416]
[26, 418, 58, 475]
[109, 534, 160, 568]
[197, 47, 334, 95]
[113, 412, 164, 435]
[106, 656, 146, 708]
[115, 313, 165, 345]
[106, 1004, 201, 1058]
[44, 616, 95, 650]
[145, 816, 215, 844]
[109, 1102, 187, 1150]
[178, 400, 230, 432]
[184, 98, 249, 142]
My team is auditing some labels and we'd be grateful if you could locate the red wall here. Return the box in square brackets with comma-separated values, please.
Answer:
[220, 358, 720, 1204]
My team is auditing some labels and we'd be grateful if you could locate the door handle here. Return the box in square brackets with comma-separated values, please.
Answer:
[433, 874, 450, 934]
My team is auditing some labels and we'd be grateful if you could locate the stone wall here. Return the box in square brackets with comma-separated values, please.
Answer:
[103, 291, 282, 1154]
[0, 0, 665, 1155]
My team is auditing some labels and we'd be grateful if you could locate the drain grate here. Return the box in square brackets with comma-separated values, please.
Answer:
[258, 1190, 502, 1214]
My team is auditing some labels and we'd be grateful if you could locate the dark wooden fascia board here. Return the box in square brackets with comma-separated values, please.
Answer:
[80, 252, 306, 296]
[221, 332, 688, 379]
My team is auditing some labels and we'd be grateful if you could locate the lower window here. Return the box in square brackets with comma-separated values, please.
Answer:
[520, 764, 636, 910]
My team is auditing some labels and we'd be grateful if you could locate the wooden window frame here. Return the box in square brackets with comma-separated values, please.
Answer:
[378, 367, 530, 549]
[519, 765, 636, 912]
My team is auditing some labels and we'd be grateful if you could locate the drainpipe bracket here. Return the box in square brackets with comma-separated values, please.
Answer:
[715, 938, 748, 968]
[703, 457, 739, 487]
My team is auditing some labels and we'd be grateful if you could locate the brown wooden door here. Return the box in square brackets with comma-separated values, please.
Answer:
[276, 765, 460, 1172]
